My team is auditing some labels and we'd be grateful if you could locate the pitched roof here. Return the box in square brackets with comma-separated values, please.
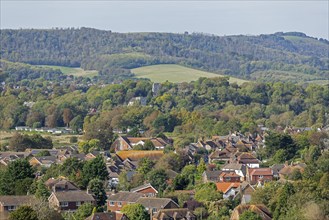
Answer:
[153, 208, 196, 219]
[216, 182, 240, 193]
[279, 165, 304, 175]
[108, 192, 143, 203]
[0, 195, 34, 206]
[136, 197, 178, 209]
[130, 183, 158, 193]
[249, 168, 273, 176]
[33, 156, 57, 164]
[231, 204, 272, 220]
[222, 163, 244, 170]
[51, 191, 95, 202]
[85, 212, 128, 220]
[203, 170, 222, 179]
[219, 172, 241, 178]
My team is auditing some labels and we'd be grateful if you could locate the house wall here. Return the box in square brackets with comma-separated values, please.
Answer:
[135, 187, 157, 197]
[107, 201, 129, 212]
[0, 204, 4, 212]
[223, 189, 236, 199]
[251, 175, 273, 183]
[221, 176, 240, 182]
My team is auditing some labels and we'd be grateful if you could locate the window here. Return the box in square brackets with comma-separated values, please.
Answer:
[60, 202, 68, 207]
[8, 206, 16, 211]
[258, 175, 264, 178]
[152, 208, 157, 213]
[118, 202, 122, 207]
[76, 201, 81, 206]
[109, 201, 115, 206]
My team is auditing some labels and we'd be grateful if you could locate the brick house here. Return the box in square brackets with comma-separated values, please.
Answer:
[247, 168, 273, 184]
[48, 191, 95, 211]
[231, 204, 272, 220]
[130, 183, 158, 197]
[219, 172, 241, 183]
[107, 192, 144, 212]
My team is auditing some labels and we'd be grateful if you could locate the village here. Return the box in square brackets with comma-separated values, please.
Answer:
[0, 125, 320, 220]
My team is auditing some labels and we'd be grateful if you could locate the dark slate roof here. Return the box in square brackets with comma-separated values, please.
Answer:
[203, 170, 222, 179]
[52, 191, 95, 202]
[0, 195, 34, 206]
[108, 192, 144, 203]
[136, 197, 178, 209]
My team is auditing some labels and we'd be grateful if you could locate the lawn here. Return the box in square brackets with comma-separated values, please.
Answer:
[131, 64, 248, 85]
[37, 65, 98, 78]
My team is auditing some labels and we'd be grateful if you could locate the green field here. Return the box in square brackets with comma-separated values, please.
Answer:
[38, 65, 98, 77]
[132, 64, 248, 85]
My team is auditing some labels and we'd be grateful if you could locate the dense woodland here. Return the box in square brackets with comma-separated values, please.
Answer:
[1, 28, 328, 83]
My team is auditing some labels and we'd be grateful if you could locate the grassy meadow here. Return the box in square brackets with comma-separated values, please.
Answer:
[132, 64, 248, 85]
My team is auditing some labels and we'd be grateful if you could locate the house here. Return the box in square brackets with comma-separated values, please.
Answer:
[234, 182, 255, 204]
[136, 197, 179, 215]
[221, 163, 247, 181]
[232, 152, 260, 168]
[85, 212, 129, 220]
[45, 178, 79, 192]
[0, 195, 34, 213]
[208, 149, 231, 163]
[152, 208, 197, 220]
[112, 136, 169, 151]
[216, 182, 240, 199]
[219, 172, 241, 183]
[270, 164, 285, 179]
[130, 183, 158, 197]
[247, 168, 273, 185]
[230, 204, 272, 220]
[107, 192, 144, 212]
[29, 156, 57, 167]
[48, 191, 95, 211]
[202, 170, 222, 183]
[0, 151, 31, 166]
[278, 163, 305, 180]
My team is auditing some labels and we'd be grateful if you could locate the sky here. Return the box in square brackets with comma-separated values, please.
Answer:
[1, 1, 328, 39]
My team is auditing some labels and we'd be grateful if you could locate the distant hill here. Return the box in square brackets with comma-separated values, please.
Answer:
[1, 28, 328, 83]
[132, 64, 248, 85]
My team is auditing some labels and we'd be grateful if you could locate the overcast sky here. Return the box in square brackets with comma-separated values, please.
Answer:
[1, 1, 328, 39]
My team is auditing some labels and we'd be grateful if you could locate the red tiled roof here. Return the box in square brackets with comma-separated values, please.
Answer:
[216, 182, 240, 193]
[249, 168, 273, 176]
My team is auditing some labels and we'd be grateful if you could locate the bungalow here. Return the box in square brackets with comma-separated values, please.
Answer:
[0, 152, 31, 166]
[45, 178, 79, 192]
[29, 156, 57, 167]
[136, 197, 179, 215]
[48, 191, 95, 211]
[152, 208, 197, 220]
[216, 182, 241, 199]
[247, 168, 273, 185]
[130, 183, 158, 197]
[0, 195, 34, 213]
[112, 136, 169, 151]
[107, 192, 144, 212]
